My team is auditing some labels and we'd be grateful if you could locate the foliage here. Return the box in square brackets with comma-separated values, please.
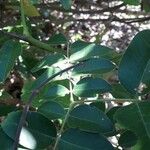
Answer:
[0, 0, 150, 150]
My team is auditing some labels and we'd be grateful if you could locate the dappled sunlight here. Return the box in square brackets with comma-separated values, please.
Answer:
[20, 127, 37, 149]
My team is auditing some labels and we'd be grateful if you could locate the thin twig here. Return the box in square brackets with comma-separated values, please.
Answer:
[46, 3, 125, 14]
[0, 30, 63, 53]
[0, 30, 28, 41]
[53, 101, 77, 150]
[50, 15, 150, 24]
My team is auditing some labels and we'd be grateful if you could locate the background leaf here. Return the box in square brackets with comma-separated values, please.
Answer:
[22, 0, 40, 16]
[60, 0, 72, 10]
[0, 40, 22, 82]
[0, 103, 17, 116]
[48, 33, 67, 45]
[70, 40, 118, 62]
[141, 0, 150, 12]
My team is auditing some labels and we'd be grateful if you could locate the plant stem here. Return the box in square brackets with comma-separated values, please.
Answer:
[0, 30, 63, 53]
[81, 98, 140, 103]
[66, 41, 74, 103]
[27, 35, 64, 53]
[53, 101, 77, 150]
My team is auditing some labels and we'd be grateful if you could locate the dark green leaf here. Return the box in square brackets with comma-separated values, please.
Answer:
[118, 30, 150, 93]
[72, 58, 115, 75]
[0, 34, 9, 47]
[70, 40, 118, 62]
[0, 127, 14, 149]
[22, 50, 39, 71]
[38, 101, 65, 120]
[114, 101, 150, 149]
[48, 33, 67, 45]
[106, 106, 121, 124]
[0, 40, 22, 82]
[68, 104, 114, 134]
[118, 130, 138, 148]
[131, 138, 150, 150]
[58, 129, 114, 150]
[142, 0, 150, 12]
[111, 84, 135, 99]
[73, 77, 112, 97]
[1, 111, 57, 149]
[0, 103, 17, 116]
[90, 101, 105, 112]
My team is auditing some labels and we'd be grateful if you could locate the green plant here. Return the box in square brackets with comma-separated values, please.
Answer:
[0, 0, 150, 150]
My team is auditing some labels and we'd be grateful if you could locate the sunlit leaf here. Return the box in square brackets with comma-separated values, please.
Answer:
[73, 77, 112, 97]
[41, 84, 69, 98]
[31, 67, 61, 90]
[70, 40, 118, 62]
[31, 53, 65, 72]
